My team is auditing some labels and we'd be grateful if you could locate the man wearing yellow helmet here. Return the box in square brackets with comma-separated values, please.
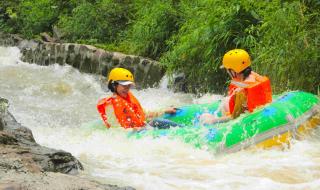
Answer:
[199, 49, 272, 124]
[97, 67, 176, 129]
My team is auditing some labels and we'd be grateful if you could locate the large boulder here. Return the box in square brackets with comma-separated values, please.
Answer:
[0, 97, 135, 190]
[0, 97, 83, 174]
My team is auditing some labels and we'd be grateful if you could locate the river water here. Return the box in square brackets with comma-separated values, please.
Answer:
[1, 46, 320, 190]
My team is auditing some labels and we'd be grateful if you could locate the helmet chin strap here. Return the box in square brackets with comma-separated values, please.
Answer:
[227, 69, 237, 78]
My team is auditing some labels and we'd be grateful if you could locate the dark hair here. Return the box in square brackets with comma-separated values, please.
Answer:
[108, 80, 118, 92]
[241, 66, 252, 79]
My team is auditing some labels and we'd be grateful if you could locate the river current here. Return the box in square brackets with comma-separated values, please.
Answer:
[1, 46, 320, 190]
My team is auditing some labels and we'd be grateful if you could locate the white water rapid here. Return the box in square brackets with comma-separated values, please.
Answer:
[1, 46, 320, 190]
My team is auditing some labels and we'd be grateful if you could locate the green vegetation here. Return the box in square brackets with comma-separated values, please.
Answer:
[0, 0, 319, 94]
[124, 0, 180, 60]
[58, 0, 133, 43]
[253, 1, 320, 93]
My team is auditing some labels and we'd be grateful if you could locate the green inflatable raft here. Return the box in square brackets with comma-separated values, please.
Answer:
[129, 91, 320, 154]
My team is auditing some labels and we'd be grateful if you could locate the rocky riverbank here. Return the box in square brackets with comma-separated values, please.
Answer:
[0, 98, 134, 190]
[0, 32, 190, 93]
[0, 32, 164, 89]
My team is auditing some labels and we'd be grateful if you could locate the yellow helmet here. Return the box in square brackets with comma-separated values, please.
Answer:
[107, 68, 134, 85]
[222, 49, 251, 73]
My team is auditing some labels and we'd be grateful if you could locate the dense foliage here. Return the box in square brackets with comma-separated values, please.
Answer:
[58, 0, 133, 43]
[124, 0, 180, 59]
[0, 0, 319, 94]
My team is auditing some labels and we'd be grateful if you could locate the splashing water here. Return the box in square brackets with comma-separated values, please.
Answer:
[1, 46, 320, 190]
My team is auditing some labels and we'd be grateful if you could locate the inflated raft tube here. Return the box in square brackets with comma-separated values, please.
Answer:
[131, 91, 320, 154]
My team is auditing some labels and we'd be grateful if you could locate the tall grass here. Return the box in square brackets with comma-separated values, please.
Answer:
[124, 0, 180, 60]
[253, 1, 320, 93]
[161, 0, 260, 93]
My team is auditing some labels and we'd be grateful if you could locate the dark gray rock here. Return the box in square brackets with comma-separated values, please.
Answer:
[0, 33, 23, 46]
[0, 32, 165, 88]
[169, 73, 189, 93]
[0, 97, 82, 175]
[0, 97, 135, 189]
[0, 98, 8, 131]
[0, 132, 18, 145]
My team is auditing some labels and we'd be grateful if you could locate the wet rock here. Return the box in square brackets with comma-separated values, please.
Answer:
[0, 132, 18, 145]
[0, 98, 83, 175]
[0, 32, 23, 46]
[0, 97, 135, 190]
[0, 98, 8, 131]
[40, 32, 55, 42]
[0, 119, 3, 131]
[0, 32, 165, 88]
[0, 171, 135, 190]
[169, 73, 189, 93]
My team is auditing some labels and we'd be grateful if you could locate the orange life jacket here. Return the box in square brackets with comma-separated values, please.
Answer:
[228, 72, 272, 114]
[97, 92, 146, 129]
